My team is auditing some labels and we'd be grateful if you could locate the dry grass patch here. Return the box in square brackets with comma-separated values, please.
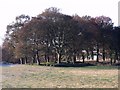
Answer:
[2, 65, 118, 88]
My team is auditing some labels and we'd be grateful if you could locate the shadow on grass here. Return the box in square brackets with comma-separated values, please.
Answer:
[39, 62, 96, 67]
[54, 62, 95, 67]
[39, 61, 119, 69]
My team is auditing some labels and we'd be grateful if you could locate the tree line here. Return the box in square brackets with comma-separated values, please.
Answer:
[2, 7, 120, 65]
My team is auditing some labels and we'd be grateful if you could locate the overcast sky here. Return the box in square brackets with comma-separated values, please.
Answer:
[0, 0, 119, 45]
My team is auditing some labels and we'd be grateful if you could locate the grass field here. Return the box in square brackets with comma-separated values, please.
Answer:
[2, 65, 118, 88]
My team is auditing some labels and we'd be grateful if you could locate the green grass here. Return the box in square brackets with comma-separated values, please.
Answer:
[2, 65, 118, 88]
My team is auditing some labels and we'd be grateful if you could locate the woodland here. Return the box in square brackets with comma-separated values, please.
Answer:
[2, 7, 120, 66]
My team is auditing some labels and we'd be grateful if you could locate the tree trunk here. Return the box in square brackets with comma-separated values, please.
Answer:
[24, 58, 26, 64]
[91, 50, 94, 60]
[24, 56, 27, 64]
[86, 49, 89, 60]
[114, 51, 118, 64]
[45, 53, 50, 63]
[19, 58, 22, 64]
[96, 43, 99, 62]
[82, 54, 85, 63]
[36, 51, 40, 65]
[47, 54, 50, 63]
[114, 57, 116, 63]
[45, 54, 47, 61]
[32, 55, 36, 64]
[57, 53, 61, 64]
[110, 58, 112, 65]
[73, 54, 76, 64]
[102, 46, 105, 61]
[54, 53, 57, 63]
[47, 47, 50, 62]
[110, 51, 112, 65]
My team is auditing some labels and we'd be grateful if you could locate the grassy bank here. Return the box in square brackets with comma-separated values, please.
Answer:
[2, 65, 118, 88]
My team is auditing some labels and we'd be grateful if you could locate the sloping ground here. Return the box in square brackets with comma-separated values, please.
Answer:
[2, 65, 118, 88]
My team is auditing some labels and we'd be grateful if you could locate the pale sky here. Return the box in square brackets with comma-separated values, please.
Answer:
[0, 0, 119, 45]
